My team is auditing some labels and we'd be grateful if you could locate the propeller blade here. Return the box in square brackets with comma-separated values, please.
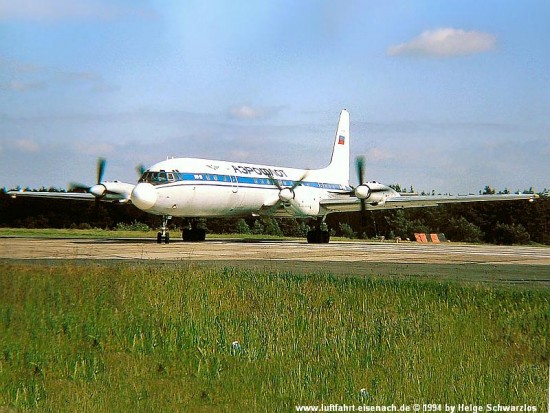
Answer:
[264, 200, 283, 216]
[355, 156, 368, 225]
[267, 173, 283, 190]
[136, 164, 146, 177]
[360, 199, 367, 225]
[69, 157, 107, 195]
[356, 156, 365, 186]
[290, 171, 309, 191]
[69, 182, 90, 192]
[97, 158, 106, 184]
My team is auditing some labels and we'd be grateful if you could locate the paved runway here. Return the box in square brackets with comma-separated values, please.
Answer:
[1, 237, 549, 265]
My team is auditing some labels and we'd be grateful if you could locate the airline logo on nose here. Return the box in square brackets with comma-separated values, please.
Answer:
[338, 135, 345, 145]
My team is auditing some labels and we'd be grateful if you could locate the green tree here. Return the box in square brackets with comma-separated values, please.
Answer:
[492, 223, 530, 245]
[233, 218, 251, 234]
[482, 185, 496, 195]
[262, 218, 283, 236]
[386, 210, 430, 239]
[338, 222, 357, 239]
[251, 220, 264, 235]
[444, 217, 483, 243]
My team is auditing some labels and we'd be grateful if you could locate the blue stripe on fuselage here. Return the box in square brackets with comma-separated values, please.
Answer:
[144, 172, 351, 191]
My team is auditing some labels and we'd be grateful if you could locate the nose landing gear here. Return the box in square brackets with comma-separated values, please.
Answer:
[157, 215, 171, 244]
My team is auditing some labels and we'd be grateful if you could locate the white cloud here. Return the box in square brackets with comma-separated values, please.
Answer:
[0, 58, 112, 93]
[388, 28, 496, 57]
[14, 139, 40, 152]
[366, 147, 394, 162]
[228, 105, 287, 120]
[229, 105, 265, 120]
[0, 80, 46, 91]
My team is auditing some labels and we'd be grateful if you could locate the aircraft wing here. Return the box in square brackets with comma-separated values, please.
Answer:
[320, 193, 539, 213]
[7, 190, 130, 203]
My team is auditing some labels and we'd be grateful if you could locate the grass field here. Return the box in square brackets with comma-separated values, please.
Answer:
[0, 227, 161, 239]
[0, 261, 548, 412]
[0, 227, 426, 243]
[0, 227, 300, 241]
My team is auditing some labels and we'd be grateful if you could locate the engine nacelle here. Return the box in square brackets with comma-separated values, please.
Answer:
[102, 181, 135, 199]
[364, 191, 386, 204]
[355, 182, 390, 204]
[284, 186, 320, 216]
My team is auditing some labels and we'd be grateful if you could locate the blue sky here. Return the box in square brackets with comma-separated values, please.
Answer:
[1, 0, 548, 193]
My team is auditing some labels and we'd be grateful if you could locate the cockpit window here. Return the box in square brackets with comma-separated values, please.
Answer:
[139, 170, 177, 184]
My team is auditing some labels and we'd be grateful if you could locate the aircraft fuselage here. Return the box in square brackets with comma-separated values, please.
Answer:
[131, 157, 352, 218]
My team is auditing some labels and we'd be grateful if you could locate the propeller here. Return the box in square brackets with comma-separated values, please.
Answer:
[353, 156, 390, 228]
[68, 157, 107, 200]
[269, 171, 308, 201]
[265, 171, 309, 214]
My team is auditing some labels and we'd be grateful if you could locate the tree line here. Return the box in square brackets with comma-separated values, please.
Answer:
[1, 186, 548, 245]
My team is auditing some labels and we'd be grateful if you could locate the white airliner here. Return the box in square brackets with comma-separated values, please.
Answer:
[8, 110, 537, 243]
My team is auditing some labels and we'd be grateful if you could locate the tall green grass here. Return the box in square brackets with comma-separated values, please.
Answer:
[0, 262, 548, 412]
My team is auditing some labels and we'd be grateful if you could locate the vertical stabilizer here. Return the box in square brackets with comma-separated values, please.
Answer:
[323, 109, 350, 184]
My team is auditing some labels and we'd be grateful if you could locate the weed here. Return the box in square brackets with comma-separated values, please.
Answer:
[0, 262, 547, 411]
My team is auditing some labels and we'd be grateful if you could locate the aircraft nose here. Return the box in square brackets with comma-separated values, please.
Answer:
[131, 183, 158, 211]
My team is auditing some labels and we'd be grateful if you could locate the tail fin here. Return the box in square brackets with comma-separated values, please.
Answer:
[323, 109, 350, 184]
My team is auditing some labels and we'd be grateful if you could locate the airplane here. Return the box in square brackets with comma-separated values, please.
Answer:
[8, 109, 538, 244]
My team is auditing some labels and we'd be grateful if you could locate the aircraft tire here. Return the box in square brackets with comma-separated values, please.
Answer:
[182, 228, 206, 242]
[157, 232, 162, 244]
[307, 229, 330, 244]
[196, 228, 206, 241]
[165, 232, 170, 244]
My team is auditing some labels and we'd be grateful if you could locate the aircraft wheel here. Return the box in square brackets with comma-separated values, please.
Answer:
[182, 228, 206, 242]
[196, 228, 206, 241]
[307, 229, 330, 244]
[165, 232, 170, 244]
[157, 232, 162, 244]
[182, 228, 191, 241]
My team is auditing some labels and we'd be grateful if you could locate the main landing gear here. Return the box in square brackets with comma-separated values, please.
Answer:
[156, 217, 206, 244]
[157, 215, 171, 244]
[182, 219, 206, 242]
[306, 217, 330, 244]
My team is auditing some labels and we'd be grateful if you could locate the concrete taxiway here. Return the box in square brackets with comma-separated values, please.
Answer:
[1, 237, 549, 265]
[2, 237, 549, 287]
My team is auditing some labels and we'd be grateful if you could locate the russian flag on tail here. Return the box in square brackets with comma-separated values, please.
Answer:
[338, 135, 345, 145]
